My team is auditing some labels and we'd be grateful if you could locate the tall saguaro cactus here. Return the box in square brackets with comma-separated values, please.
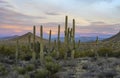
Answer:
[64, 16, 68, 59]
[40, 25, 44, 64]
[73, 19, 75, 39]
[49, 30, 51, 53]
[95, 36, 99, 58]
[28, 34, 31, 50]
[71, 19, 76, 59]
[32, 26, 36, 62]
[15, 39, 19, 64]
[57, 25, 60, 58]
[64, 16, 68, 45]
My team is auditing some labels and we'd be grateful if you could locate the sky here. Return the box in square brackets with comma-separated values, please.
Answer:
[0, 0, 120, 38]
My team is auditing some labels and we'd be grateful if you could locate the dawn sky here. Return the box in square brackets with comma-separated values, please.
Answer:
[0, 0, 120, 38]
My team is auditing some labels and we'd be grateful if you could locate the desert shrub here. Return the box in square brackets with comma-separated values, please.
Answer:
[75, 49, 95, 58]
[59, 47, 66, 59]
[16, 66, 26, 75]
[50, 50, 58, 58]
[26, 64, 35, 72]
[45, 55, 53, 62]
[97, 47, 113, 57]
[45, 61, 61, 75]
[0, 63, 8, 75]
[0, 45, 15, 56]
[113, 51, 120, 57]
[34, 69, 49, 78]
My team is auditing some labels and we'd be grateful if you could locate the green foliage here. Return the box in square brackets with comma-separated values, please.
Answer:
[0, 45, 15, 56]
[45, 61, 61, 74]
[74, 50, 95, 58]
[0, 63, 8, 75]
[16, 66, 26, 75]
[45, 55, 53, 62]
[35, 69, 49, 78]
[50, 50, 58, 59]
[97, 47, 113, 56]
[59, 47, 66, 59]
[26, 64, 35, 72]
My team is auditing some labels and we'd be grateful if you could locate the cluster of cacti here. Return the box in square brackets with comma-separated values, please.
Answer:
[21, 16, 77, 62]
[64, 16, 76, 59]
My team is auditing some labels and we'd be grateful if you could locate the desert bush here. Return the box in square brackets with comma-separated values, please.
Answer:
[75, 49, 95, 58]
[0, 45, 15, 56]
[16, 66, 26, 75]
[97, 47, 113, 57]
[59, 47, 66, 59]
[0, 63, 8, 75]
[45, 61, 61, 75]
[34, 69, 49, 78]
[45, 55, 53, 62]
[26, 64, 35, 72]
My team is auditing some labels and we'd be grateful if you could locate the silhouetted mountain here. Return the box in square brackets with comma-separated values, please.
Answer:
[103, 31, 120, 42]
[8, 32, 48, 43]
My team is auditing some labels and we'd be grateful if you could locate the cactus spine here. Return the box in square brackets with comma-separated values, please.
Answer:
[40, 25, 44, 64]
[32, 26, 36, 62]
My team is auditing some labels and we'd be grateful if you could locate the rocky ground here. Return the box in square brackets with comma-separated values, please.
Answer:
[0, 56, 120, 78]
[57, 57, 120, 78]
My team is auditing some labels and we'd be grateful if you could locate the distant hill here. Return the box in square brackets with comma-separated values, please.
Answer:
[103, 31, 120, 42]
[0, 35, 18, 40]
[8, 32, 48, 43]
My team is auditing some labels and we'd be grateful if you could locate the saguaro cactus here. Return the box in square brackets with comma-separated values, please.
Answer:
[40, 25, 44, 64]
[57, 25, 60, 58]
[64, 16, 68, 59]
[71, 19, 76, 59]
[48, 30, 52, 53]
[95, 36, 99, 58]
[32, 26, 36, 62]
[73, 19, 75, 40]
[28, 34, 31, 50]
[15, 39, 19, 64]
[64, 16, 68, 45]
